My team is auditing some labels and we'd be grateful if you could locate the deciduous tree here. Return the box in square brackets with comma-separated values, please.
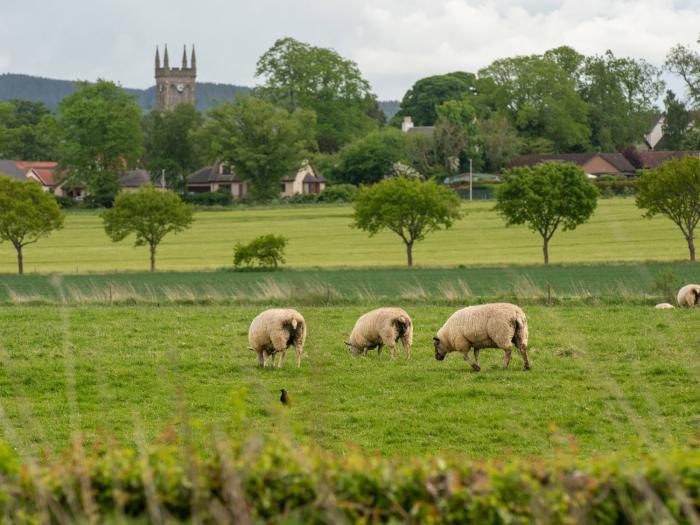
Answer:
[197, 96, 316, 200]
[333, 128, 408, 185]
[495, 162, 598, 264]
[352, 177, 462, 267]
[255, 37, 379, 152]
[636, 156, 700, 261]
[57, 80, 143, 207]
[102, 186, 193, 272]
[0, 176, 64, 274]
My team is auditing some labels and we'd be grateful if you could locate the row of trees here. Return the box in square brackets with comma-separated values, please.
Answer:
[3, 36, 700, 204]
[2, 155, 698, 274]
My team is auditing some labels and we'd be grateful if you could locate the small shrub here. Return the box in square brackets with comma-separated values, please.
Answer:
[54, 195, 77, 209]
[280, 192, 319, 204]
[234, 234, 288, 269]
[183, 191, 233, 206]
[317, 184, 358, 203]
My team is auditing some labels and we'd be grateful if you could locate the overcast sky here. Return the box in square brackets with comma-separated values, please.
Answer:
[1, 0, 699, 100]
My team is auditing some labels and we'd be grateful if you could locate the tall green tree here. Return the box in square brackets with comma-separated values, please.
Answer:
[391, 72, 478, 127]
[57, 80, 143, 207]
[479, 55, 590, 152]
[636, 157, 700, 261]
[0, 176, 64, 274]
[581, 51, 664, 151]
[665, 39, 700, 107]
[197, 96, 316, 200]
[478, 114, 522, 173]
[434, 98, 482, 172]
[662, 90, 691, 150]
[0, 99, 59, 160]
[102, 186, 194, 272]
[353, 177, 462, 267]
[495, 162, 598, 264]
[143, 105, 203, 193]
[255, 37, 379, 152]
[333, 128, 409, 185]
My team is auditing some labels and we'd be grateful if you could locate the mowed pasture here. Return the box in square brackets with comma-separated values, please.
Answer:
[0, 197, 693, 273]
[0, 304, 697, 458]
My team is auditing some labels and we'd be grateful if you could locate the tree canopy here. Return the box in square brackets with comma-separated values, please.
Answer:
[57, 80, 143, 206]
[0, 176, 64, 274]
[636, 156, 700, 262]
[0, 99, 59, 160]
[197, 96, 317, 200]
[333, 128, 409, 185]
[495, 162, 598, 264]
[255, 37, 380, 152]
[352, 177, 462, 266]
[390, 72, 478, 127]
[102, 186, 194, 272]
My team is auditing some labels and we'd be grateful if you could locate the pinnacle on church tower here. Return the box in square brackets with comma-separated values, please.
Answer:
[182, 45, 188, 68]
[155, 45, 160, 69]
[190, 44, 196, 72]
[163, 44, 170, 69]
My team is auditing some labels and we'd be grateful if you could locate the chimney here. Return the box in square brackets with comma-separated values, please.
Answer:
[401, 116, 414, 132]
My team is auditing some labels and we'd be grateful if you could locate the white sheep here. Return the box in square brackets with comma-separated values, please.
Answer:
[654, 303, 675, 309]
[345, 307, 413, 358]
[433, 303, 530, 371]
[248, 308, 307, 368]
[677, 284, 700, 308]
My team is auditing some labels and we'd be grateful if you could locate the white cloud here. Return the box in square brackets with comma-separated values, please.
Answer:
[0, 0, 699, 99]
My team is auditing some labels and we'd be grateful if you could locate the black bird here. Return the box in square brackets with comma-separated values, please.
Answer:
[279, 389, 290, 406]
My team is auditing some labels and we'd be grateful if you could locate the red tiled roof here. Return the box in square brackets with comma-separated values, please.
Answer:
[510, 153, 635, 174]
[622, 150, 700, 169]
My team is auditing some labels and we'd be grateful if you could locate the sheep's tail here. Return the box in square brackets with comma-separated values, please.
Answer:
[514, 312, 528, 349]
[393, 315, 411, 338]
[291, 318, 298, 330]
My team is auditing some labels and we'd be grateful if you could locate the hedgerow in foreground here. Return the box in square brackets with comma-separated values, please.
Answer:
[0, 436, 698, 523]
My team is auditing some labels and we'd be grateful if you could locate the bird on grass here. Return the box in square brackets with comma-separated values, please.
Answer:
[279, 389, 290, 406]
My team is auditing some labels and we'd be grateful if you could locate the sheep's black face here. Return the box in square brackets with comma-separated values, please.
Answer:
[433, 337, 446, 361]
[695, 289, 700, 305]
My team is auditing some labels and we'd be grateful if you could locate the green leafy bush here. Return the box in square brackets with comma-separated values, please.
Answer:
[234, 234, 288, 268]
[595, 179, 636, 196]
[278, 192, 319, 204]
[316, 183, 358, 203]
[183, 191, 233, 206]
[0, 436, 697, 524]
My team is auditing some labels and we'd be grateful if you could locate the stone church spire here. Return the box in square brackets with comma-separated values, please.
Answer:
[155, 46, 160, 69]
[182, 45, 188, 68]
[190, 45, 196, 72]
[163, 44, 169, 69]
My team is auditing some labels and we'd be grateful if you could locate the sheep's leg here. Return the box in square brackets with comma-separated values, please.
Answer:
[461, 347, 480, 372]
[517, 344, 530, 371]
[389, 343, 398, 359]
[278, 350, 286, 368]
[503, 348, 512, 368]
[377, 344, 383, 358]
[256, 350, 265, 367]
[401, 336, 411, 358]
[473, 349, 481, 370]
[262, 350, 271, 368]
[295, 343, 303, 368]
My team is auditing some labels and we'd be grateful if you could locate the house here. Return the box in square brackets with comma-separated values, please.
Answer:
[622, 149, 700, 170]
[187, 161, 326, 198]
[118, 169, 155, 192]
[509, 153, 636, 177]
[401, 116, 435, 136]
[641, 114, 665, 150]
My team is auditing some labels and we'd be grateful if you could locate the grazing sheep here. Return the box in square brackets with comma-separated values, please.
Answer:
[433, 303, 529, 371]
[248, 308, 306, 368]
[655, 303, 675, 309]
[677, 284, 700, 308]
[345, 307, 413, 359]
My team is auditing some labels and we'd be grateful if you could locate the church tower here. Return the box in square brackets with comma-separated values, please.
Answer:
[155, 44, 196, 111]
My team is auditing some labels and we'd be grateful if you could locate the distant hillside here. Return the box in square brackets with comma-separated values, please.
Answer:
[0, 73, 400, 118]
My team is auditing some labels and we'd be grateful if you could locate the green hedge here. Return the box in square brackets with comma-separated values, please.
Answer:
[0, 438, 698, 523]
[595, 179, 637, 196]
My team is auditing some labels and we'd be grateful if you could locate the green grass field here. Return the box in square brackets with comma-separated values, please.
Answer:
[0, 198, 694, 274]
[0, 304, 697, 459]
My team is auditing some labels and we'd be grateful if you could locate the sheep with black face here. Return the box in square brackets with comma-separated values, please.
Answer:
[248, 308, 306, 368]
[433, 303, 530, 371]
[677, 284, 700, 308]
[345, 307, 413, 359]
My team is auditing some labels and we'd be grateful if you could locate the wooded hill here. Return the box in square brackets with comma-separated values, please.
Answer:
[0, 73, 399, 118]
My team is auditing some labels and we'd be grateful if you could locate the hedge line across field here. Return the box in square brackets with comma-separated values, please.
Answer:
[0, 437, 698, 523]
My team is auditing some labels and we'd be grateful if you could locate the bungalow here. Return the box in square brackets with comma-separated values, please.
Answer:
[622, 149, 700, 170]
[187, 161, 327, 198]
[509, 153, 636, 177]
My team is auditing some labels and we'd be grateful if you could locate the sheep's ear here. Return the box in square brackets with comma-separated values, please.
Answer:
[433, 337, 440, 343]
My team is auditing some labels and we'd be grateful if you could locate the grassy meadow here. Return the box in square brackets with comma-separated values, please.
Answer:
[0, 197, 694, 273]
[0, 303, 698, 459]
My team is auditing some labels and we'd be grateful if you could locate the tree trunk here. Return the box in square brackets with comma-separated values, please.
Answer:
[688, 235, 696, 262]
[542, 237, 549, 265]
[150, 244, 156, 273]
[406, 242, 414, 267]
[16, 246, 23, 275]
